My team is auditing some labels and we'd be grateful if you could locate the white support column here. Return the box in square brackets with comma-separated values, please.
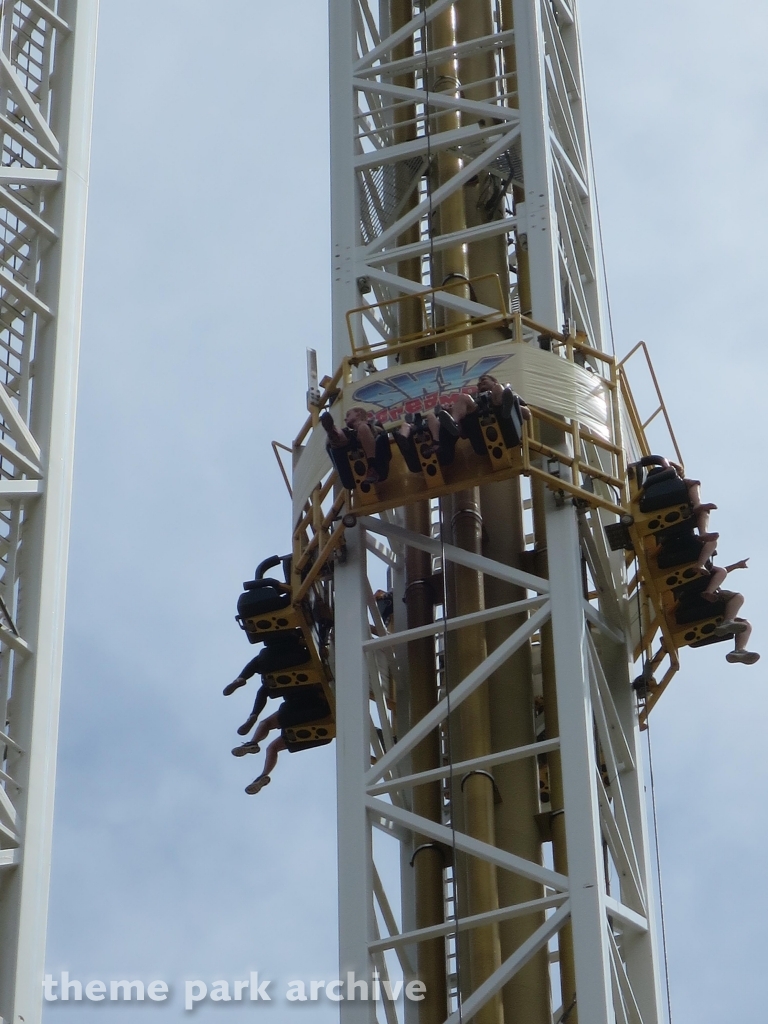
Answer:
[335, 525, 377, 1024]
[0, 3, 99, 1023]
[511, 0, 562, 329]
[546, 496, 613, 1023]
[605, 641, 665, 1023]
[330, 0, 362, 361]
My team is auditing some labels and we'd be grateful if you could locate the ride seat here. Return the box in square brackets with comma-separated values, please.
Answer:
[252, 633, 311, 674]
[627, 456, 694, 540]
[474, 393, 524, 468]
[327, 428, 392, 494]
[236, 578, 298, 643]
[263, 664, 324, 691]
[654, 531, 702, 570]
[283, 714, 336, 751]
[662, 580, 732, 649]
[393, 416, 454, 486]
[638, 469, 689, 513]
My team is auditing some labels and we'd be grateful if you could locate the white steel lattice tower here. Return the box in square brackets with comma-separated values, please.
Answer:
[0, 3, 98, 1024]
[320, 1, 668, 1023]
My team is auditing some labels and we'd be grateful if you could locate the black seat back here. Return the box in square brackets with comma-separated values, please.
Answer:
[638, 467, 689, 513]
[255, 633, 311, 673]
[656, 531, 702, 570]
[326, 426, 392, 489]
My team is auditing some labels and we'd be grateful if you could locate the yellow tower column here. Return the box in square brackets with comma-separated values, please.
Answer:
[427, 6, 503, 1021]
[390, 3, 448, 1019]
[454, 2, 551, 1019]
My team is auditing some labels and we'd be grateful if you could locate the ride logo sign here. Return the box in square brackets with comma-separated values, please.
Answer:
[347, 350, 514, 425]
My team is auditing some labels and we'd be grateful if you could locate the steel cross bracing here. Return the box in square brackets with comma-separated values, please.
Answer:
[0, 3, 98, 1024]
[334, 507, 662, 1024]
[329, 1, 666, 1023]
[331, 0, 606, 351]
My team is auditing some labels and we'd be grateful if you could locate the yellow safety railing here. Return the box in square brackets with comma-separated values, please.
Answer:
[344, 274, 513, 359]
[619, 341, 683, 469]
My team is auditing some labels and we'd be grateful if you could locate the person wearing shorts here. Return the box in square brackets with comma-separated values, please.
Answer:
[232, 686, 332, 795]
[674, 576, 759, 664]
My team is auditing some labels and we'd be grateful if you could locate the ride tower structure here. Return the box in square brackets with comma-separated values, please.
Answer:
[0, 3, 99, 1024]
[315, 0, 671, 1015]
[287, 0, 675, 1023]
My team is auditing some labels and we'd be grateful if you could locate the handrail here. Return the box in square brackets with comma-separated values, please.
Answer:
[345, 273, 510, 355]
[618, 341, 683, 469]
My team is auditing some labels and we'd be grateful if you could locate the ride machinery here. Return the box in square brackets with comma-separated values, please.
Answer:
[275, 0, 702, 1022]
[0, 3, 98, 1024]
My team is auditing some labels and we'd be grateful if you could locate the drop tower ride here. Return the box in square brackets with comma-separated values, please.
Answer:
[316, 0, 666, 1022]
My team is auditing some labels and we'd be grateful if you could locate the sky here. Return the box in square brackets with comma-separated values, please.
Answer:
[42, 1, 768, 1022]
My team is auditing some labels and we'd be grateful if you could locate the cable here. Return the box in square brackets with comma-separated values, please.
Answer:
[645, 717, 674, 1024]
[422, 2, 436, 327]
[584, 101, 616, 357]
[422, 17, 461, 1019]
[438, 494, 463, 1024]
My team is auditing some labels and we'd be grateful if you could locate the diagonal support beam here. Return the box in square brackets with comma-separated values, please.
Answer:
[356, 121, 512, 171]
[0, 50, 60, 158]
[369, 736, 559, 795]
[367, 797, 568, 890]
[367, 214, 518, 267]
[356, 29, 517, 82]
[355, 77, 520, 127]
[361, 125, 521, 255]
[0, 266, 53, 320]
[361, 267, 498, 318]
[358, 515, 549, 593]
[0, 381, 42, 464]
[21, 0, 70, 33]
[584, 600, 624, 645]
[444, 903, 572, 1024]
[354, 0, 459, 72]
[365, 603, 551, 783]
[608, 928, 646, 1024]
[369, 893, 568, 953]
[364, 595, 546, 653]
[597, 780, 646, 916]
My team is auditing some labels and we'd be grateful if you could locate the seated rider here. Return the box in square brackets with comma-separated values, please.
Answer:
[643, 457, 718, 537]
[232, 686, 332, 795]
[699, 556, 749, 599]
[222, 653, 281, 737]
[642, 458, 719, 572]
[320, 407, 384, 485]
[223, 631, 313, 733]
[673, 562, 759, 665]
[434, 373, 531, 437]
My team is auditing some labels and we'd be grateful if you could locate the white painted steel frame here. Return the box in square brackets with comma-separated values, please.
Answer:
[332, 511, 663, 1024]
[0, 3, 98, 1023]
[329, 1, 665, 1022]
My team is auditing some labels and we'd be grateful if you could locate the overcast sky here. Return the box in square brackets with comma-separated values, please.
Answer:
[42, 1, 768, 1022]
